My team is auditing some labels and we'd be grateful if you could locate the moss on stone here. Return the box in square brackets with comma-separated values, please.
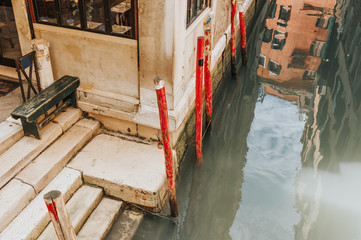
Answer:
[174, 1, 257, 163]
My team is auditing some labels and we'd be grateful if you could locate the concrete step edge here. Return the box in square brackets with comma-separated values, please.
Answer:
[52, 107, 83, 132]
[0, 167, 82, 240]
[0, 106, 81, 159]
[0, 122, 63, 189]
[0, 179, 36, 232]
[16, 118, 100, 193]
[77, 197, 124, 240]
[0, 120, 23, 156]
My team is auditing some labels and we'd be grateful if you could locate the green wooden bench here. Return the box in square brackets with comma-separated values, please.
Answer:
[11, 75, 80, 139]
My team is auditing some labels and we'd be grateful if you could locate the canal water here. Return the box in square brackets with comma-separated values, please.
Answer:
[122, 0, 361, 239]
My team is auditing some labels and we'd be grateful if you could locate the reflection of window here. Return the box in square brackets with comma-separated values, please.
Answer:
[110, 0, 132, 34]
[278, 5, 291, 27]
[268, 60, 282, 75]
[34, 0, 136, 38]
[259, 54, 266, 67]
[309, 41, 326, 57]
[288, 56, 307, 69]
[187, 0, 209, 26]
[60, 0, 80, 28]
[303, 70, 317, 80]
[268, 0, 277, 19]
[316, 16, 330, 29]
[271, 30, 286, 50]
[263, 27, 273, 43]
[288, 50, 308, 69]
[36, 0, 57, 24]
[85, 0, 105, 31]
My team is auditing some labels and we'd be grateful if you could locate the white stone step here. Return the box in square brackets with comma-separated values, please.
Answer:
[0, 167, 82, 240]
[52, 107, 82, 132]
[16, 119, 100, 193]
[77, 198, 123, 240]
[0, 179, 35, 232]
[0, 107, 80, 157]
[105, 209, 144, 240]
[0, 122, 62, 188]
[0, 119, 23, 155]
[68, 134, 169, 211]
[38, 185, 103, 239]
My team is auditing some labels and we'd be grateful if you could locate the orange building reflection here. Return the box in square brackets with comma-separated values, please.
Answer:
[257, 0, 336, 104]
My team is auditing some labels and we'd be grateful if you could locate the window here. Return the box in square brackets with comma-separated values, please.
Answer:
[267, 0, 276, 19]
[303, 70, 317, 80]
[271, 30, 286, 50]
[288, 49, 308, 69]
[263, 27, 273, 43]
[277, 5, 291, 27]
[259, 54, 266, 67]
[187, 0, 209, 26]
[315, 15, 335, 30]
[309, 41, 326, 57]
[34, 0, 136, 39]
[268, 60, 282, 75]
[288, 56, 307, 69]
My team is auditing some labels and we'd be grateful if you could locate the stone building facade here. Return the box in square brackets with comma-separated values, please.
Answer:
[1, 0, 258, 159]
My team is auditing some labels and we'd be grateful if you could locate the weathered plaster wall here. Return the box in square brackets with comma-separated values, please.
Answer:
[138, 0, 175, 109]
[213, 0, 232, 45]
[134, 0, 257, 147]
[33, 24, 139, 100]
[174, 0, 258, 161]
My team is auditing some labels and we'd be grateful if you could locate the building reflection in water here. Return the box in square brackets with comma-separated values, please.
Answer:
[257, 0, 361, 239]
[295, 0, 361, 239]
[257, 0, 336, 109]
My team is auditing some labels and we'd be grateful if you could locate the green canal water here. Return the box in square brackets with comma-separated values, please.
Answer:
[111, 0, 361, 239]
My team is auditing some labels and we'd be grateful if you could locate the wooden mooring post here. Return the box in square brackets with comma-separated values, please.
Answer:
[204, 29, 213, 127]
[154, 77, 178, 218]
[196, 37, 205, 163]
[231, 0, 237, 77]
[239, 9, 248, 65]
[43, 190, 76, 240]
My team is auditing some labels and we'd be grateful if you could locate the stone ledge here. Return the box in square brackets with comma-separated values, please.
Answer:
[0, 121, 23, 155]
[0, 122, 62, 188]
[16, 120, 99, 193]
[77, 197, 123, 239]
[0, 179, 36, 232]
[68, 134, 169, 211]
[53, 107, 83, 132]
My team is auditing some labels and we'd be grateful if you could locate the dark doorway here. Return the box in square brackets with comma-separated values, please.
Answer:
[0, 0, 22, 68]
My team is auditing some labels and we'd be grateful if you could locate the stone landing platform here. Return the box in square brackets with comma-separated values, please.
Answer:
[68, 134, 171, 211]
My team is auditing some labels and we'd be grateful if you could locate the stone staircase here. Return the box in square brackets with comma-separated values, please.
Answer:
[0, 107, 166, 239]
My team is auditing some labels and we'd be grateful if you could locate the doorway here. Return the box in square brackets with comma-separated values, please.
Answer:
[0, 0, 22, 68]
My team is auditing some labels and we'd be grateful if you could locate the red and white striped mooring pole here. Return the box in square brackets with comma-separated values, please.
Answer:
[154, 77, 178, 218]
[196, 37, 205, 163]
[44, 190, 76, 240]
[231, 0, 237, 77]
[204, 29, 212, 126]
[239, 10, 248, 65]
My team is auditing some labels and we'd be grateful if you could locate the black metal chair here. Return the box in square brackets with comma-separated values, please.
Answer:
[16, 51, 41, 102]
